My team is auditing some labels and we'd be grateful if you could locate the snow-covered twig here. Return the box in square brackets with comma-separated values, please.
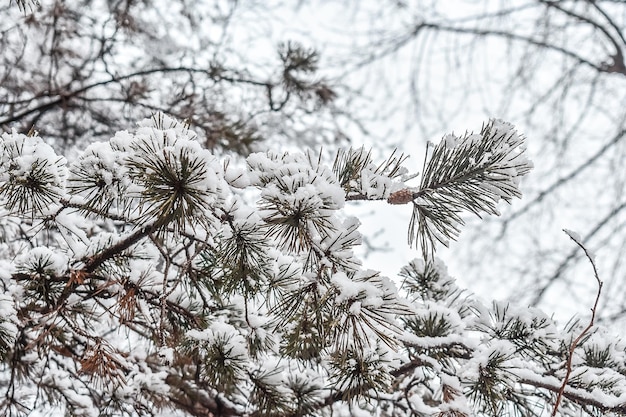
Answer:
[551, 229, 603, 416]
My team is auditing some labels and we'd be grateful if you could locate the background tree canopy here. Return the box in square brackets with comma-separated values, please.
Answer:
[1, 1, 626, 416]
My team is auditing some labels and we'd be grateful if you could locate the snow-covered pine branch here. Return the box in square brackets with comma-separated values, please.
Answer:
[0, 114, 621, 417]
[402, 120, 533, 258]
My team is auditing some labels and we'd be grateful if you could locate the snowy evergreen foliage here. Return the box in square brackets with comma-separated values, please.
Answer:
[0, 114, 623, 417]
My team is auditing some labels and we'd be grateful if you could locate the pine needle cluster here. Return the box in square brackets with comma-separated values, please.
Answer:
[408, 120, 533, 258]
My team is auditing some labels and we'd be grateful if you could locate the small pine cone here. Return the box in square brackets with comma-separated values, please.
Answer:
[387, 189, 415, 205]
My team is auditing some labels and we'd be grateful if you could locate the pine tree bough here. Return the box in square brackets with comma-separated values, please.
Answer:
[0, 114, 623, 417]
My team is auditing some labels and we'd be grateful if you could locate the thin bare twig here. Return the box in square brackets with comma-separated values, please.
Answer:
[551, 229, 603, 416]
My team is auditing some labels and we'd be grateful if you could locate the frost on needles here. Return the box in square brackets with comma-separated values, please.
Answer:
[0, 114, 624, 417]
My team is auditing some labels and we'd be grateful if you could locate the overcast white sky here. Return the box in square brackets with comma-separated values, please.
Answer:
[224, 0, 626, 325]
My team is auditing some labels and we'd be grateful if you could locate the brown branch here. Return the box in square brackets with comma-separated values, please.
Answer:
[52, 198, 128, 222]
[521, 377, 626, 414]
[551, 229, 603, 416]
[165, 374, 240, 417]
[588, 1, 626, 47]
[420, 22, 605, 73]
[345, 192, 382, 201]
[83, 223, 158, 273]
[0, 66, 272, 127]
[539, 0, 626, 75]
